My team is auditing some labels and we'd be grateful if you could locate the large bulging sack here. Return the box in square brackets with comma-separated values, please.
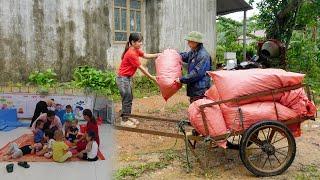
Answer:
[207, 69, 305, 105]
[205, 85, 220, 101]
[280, 88, 317, 117]
[156, 49, 182, 101]
[188, 99, 227, 148]
[220, 102, 299, 135]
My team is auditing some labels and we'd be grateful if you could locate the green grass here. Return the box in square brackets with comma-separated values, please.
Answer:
[204, 169, 221, 179]
[114, 161, 169, 180]
[114, 150, 180, 180]
[295, 164, 320, 180]
[165, 102, 189, 113]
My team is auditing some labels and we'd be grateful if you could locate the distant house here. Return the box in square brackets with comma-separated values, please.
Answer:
[237, 30, 266, 45]
[0, 0, 251, 81]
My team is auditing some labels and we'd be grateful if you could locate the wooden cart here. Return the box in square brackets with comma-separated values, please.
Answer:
[114, 84, 317, 176]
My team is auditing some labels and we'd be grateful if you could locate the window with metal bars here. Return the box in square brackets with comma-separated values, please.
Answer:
[114, 0, 142, 42]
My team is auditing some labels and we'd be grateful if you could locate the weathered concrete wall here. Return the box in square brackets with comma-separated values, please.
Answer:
[0, 0, 113, 82]
[145, 0, 162, 72]
[159, 0, 216, 54]
[0, 0, 216, 82]
[145, 0, 216, 72]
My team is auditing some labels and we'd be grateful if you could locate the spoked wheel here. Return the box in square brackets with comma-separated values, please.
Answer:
[227, 135, 253, 150]
[239, 120, 296, 177]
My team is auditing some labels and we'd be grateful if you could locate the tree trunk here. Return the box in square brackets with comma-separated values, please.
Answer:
[266, 0, 303, 48]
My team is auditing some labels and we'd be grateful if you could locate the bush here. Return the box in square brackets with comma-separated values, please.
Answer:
[72, 66, 119, 96]
[287, 29, 320, 103]
[28, 69, 57, 87]
[26, 66, 161, 100]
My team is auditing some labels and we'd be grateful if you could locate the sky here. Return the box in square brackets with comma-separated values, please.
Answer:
[221, 0, 260, 22]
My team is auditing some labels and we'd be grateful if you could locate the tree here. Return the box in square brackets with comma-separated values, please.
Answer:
[251, 0, 320, 47]
[216, 16, 261, 63]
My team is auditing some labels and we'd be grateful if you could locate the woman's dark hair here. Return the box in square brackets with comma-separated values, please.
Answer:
[47, 110, 55, 117]
[83, 109, 96, 124]
[121, 33, 143, 59]
[44, 129, 54, 139]
[87, 130, 96, 140]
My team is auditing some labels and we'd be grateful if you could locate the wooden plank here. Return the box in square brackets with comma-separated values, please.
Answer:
[113, 125, 186, 139]
[122, 114, 181, 123]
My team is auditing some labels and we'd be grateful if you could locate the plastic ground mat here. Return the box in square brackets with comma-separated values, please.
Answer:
[0, 134, 105, 162]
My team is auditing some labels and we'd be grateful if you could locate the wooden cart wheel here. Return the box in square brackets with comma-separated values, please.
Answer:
[239, 120, 296, 177]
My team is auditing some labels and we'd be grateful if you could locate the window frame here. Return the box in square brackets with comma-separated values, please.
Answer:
[113, 0, 144, 43]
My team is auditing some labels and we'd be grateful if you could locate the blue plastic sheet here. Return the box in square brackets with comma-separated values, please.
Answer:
[0, 109, 29, 131]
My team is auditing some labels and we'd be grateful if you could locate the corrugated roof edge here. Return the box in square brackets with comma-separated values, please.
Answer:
[217, 0, 253, 15]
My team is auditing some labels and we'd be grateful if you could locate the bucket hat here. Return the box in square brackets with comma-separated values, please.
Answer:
[184, 31, 204, 43]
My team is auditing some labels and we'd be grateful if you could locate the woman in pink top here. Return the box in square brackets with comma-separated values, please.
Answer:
[31, 110, 62, 134]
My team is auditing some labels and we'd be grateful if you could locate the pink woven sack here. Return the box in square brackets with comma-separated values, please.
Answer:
[207, 69, 304, 105]
[188, 99, 227, 148]
[220, 102, 299, 131]
[156, 49, 182, 101]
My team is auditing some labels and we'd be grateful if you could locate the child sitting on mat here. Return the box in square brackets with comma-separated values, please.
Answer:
[76, 109, 100, 152]
[2, 143, 35, 160]
[36, 129, 55, 158]
[33, 120, 45, 151]
[64, 105, 76, 133]
[66, 121, 79, 143]
[52, 130, 72, 163]
[76, 131, 98, 161]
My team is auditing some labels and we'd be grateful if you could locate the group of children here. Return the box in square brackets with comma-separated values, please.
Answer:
[3, 106, 100, 163]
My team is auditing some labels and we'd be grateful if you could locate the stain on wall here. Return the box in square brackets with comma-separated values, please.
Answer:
[83, 1, 111, 70]
[32, 0, 45, 70]
[0, 22, 6, 83]
[145, 0, 162, 73]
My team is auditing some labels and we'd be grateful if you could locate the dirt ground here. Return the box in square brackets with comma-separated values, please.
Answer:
[114, 91, 320, 180]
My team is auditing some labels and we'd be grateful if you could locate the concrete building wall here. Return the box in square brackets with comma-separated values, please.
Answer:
[145, 0, 216, 72]
[0, 0, 216, 82]
[0, 0, 113, 82]
[159, 0, 216, 54]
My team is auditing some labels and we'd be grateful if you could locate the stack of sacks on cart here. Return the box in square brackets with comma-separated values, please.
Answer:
[188, 69, 317, 148]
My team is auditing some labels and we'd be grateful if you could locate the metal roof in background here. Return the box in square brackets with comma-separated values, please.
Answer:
[217, 0, 253, 15]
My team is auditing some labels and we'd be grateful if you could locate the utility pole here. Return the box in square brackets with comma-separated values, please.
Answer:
[243, 10, 247, 61]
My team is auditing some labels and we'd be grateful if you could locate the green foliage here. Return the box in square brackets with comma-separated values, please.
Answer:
[295, 0, 320, 29]
[72, 66, 118, 96]
[28, 69, 57, 87]
[283, 0, 320, 100]
[216, 43, 257, 63]
[115, 166, 139, 179]
[216, 16, 260, 63]
[251, 0, 320, 47]
[25, 66, 161, 100]
[114, 150, 179, 179]
[287, 26, 320, 100]
[114, 162, 169, 179]
[254, 0, 301, 45]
